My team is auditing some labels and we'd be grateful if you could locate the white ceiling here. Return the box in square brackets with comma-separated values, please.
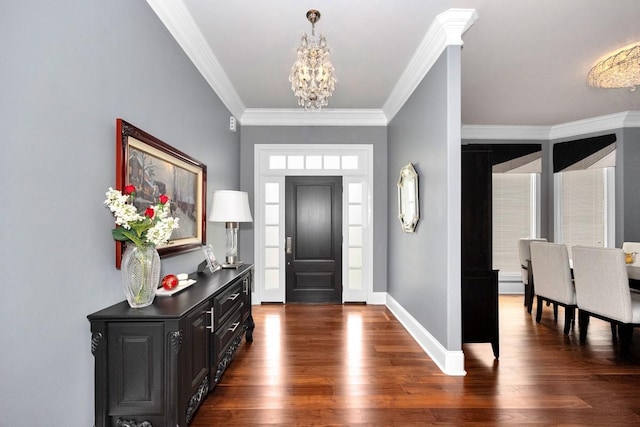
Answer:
[149, 0, 640, 127]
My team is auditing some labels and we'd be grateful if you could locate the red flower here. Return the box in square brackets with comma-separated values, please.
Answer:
[159, 194, 169, 204]
[124, 185, 136, 195]
[144, 207, 155, 218]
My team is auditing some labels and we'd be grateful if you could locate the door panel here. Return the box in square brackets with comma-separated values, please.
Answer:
[285, 176, 342, 303]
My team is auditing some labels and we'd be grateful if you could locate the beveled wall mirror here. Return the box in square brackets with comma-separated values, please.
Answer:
[397, 163, 419, 233]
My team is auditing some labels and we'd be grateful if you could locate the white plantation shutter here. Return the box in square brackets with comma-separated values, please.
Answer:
[492, 173, 535, 274]
[553, 134, 616, 258]
[466, 143, 542, 278]
[560, 169, 606, 258]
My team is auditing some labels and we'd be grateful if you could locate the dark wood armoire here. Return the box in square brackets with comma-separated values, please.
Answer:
[461, 147, 499, 359]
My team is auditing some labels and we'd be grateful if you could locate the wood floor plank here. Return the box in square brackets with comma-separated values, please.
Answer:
[190, 296, 640, 426]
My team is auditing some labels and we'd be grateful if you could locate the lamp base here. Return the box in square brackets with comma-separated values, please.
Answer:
[222, 262, 244, 269]
[222, 254, 243, 269]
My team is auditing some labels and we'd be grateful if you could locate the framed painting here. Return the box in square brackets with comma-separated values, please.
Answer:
[115, 118, 207, 268]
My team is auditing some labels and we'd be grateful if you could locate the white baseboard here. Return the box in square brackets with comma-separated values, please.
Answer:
[368, 291, 387, 305]
[499, 281, 525, 295]
[385, 294, 466, 376]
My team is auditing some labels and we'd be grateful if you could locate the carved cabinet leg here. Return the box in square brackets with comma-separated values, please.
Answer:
[245, 314, 255, 342]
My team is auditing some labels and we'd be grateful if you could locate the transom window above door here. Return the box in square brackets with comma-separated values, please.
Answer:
[268, 155, 359, 170]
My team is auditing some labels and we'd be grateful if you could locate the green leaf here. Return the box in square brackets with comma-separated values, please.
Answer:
[112, 228, 144, 247]
[123, 230, 144, 247]
[130, 220, 151, 238]
[111, 228, 129, 241]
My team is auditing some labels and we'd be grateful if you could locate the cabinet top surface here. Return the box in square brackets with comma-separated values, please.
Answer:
[87, 264, 252, 321]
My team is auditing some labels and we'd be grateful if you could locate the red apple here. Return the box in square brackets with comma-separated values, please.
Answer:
[162, 274, 179, 290]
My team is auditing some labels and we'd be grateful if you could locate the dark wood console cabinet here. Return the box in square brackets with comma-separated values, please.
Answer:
[88, 265, 254, 427]
[461, 148, 499, 359]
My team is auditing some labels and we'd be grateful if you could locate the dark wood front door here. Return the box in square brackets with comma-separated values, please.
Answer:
[285, 176, 343, 303]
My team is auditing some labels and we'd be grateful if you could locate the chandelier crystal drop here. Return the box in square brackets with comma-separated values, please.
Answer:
[587, 43, 640, 92]
[289, 9, 336, 111]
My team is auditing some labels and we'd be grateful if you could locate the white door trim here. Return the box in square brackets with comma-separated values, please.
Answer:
[254, 144, 374, 304]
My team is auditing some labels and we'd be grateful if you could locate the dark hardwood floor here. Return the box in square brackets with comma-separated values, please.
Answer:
[191, 295, 640, 426]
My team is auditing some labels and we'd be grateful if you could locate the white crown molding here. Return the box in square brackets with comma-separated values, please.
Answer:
[549, 111, 640, 140]
[145, 0, 245, 118]
[626, 110, 640, 127]
[461, 125, 551, 140]
[437, 8, 481, 45]
[383, 9, 478, 122]
[241, 108, 388, 127]
[462, 111, 640, 141]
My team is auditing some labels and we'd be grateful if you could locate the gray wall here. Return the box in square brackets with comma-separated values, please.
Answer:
[623, 127, 640, 242]
[1, 2, 239, 425]
[387, 47, 462, 349]
[239, 126, 388, 292]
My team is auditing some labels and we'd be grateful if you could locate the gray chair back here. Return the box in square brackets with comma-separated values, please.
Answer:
[530, 242, 575, 305]
[572, 246, 633, 323]
[518, 238, 547, 284]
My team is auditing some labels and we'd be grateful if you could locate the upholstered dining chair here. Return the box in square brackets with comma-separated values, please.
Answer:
[518, 237, 547, 313]
[529, 242, 576, 334]
[572, 246, 640, 356]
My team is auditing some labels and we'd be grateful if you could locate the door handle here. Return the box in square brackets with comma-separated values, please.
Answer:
[286, 236, 292, 254]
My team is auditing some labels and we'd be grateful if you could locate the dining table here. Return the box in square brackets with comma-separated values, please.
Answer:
[627, 265, 640, 289]
[566, 258, 640, 290]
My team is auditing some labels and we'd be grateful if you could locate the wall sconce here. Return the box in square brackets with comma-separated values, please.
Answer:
[209, 190, 253, 268]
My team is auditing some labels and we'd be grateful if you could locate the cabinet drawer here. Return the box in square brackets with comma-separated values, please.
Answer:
[213, 279, 243, 327]
[214, 309, 243, 362]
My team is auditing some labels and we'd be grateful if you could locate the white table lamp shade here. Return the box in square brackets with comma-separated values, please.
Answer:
[208, 190, 252, 267]
[209, 191, 253, 223]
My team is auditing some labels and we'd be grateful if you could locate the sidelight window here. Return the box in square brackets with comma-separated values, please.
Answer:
[256, 145, 373, 303]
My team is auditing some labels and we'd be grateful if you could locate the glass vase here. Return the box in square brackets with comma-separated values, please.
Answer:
[121, 243, 160, 308]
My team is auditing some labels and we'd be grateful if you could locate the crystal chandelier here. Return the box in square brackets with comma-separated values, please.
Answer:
[587, 43, 640, 91]
[289, 9, 336, 111]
